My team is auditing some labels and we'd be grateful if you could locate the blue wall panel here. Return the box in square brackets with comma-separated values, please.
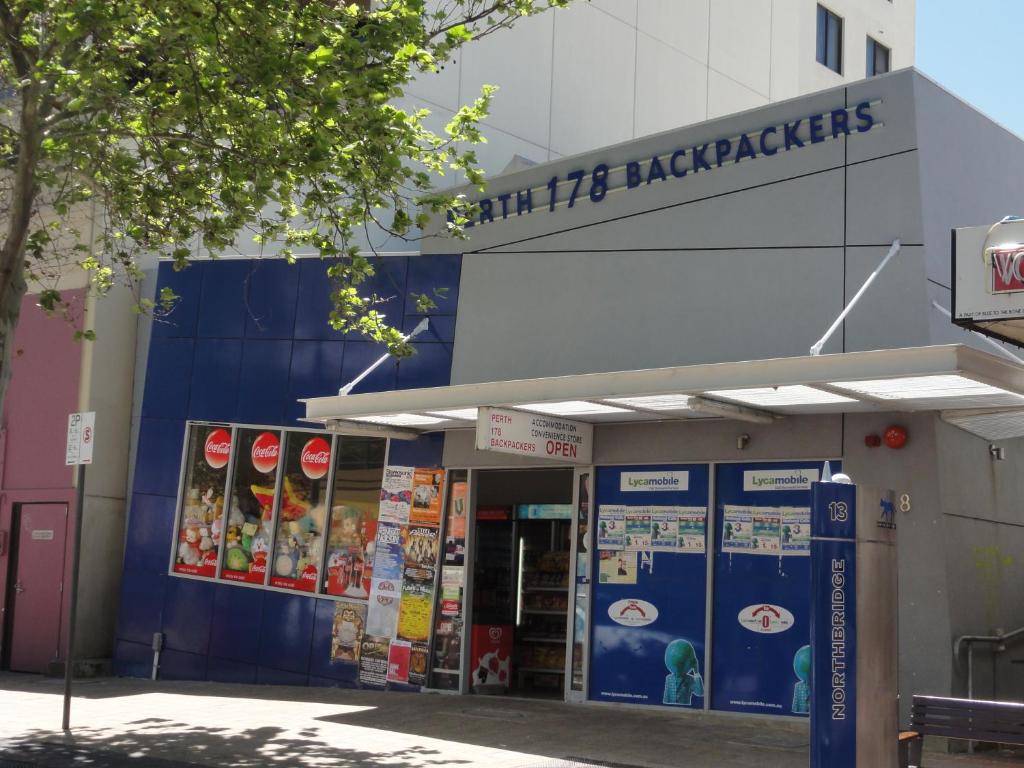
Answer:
[244, 259, 300, 339]
[123, 494, 178, 575]
[710, 460, 835, 717]
[141, 338, 194, 419]
[115, 254, 461, 687]
[589, 464, 710, 709]
[151, 261, 202, 339]
[197, 260, 251, 338]
[235, 339, 293, 424]
[133, 419, 186, 497]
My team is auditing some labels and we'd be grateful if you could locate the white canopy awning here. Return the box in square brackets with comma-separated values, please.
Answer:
[301, 345, 1024, 442]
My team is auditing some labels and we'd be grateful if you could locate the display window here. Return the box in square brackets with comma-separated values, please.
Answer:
[221, 428, 282, 584]
[268, 432, 333, 592]
[323, 437, 386, 599]
[172, 425, 232, 577]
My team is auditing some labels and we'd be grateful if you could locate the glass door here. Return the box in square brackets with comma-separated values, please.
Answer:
[565, 467, 594, 701]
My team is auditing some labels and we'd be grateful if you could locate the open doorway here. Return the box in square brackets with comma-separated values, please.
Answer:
[470, 468, 573, 699]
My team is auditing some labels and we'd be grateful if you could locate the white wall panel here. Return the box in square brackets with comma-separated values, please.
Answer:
[634, 35, 707, 138]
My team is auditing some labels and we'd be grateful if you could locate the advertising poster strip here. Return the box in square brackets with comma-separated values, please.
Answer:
[722, 506, 753, 553]
[597, 505, 626, 549]
[386, 639, 412, 683]
[624, 509, 652, 551]
[649, 508, 679, 551]
[174, 426, 231, 578]
[597, 550, 637, 584]
[677, 507, 707, 553]
[379, 465, 414, 525]
[366, 578, 402, 638]
[751, 509, 781, 555]
[373, 523, 405, 581]
[359, 635, 390, 688]
[781, 507, 811, 555]
[410, 469, 445, 526]
[408, 642, 430, 686]
[331, 601, 367, 663]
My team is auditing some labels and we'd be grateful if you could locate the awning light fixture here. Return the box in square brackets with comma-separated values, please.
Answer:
[705, 385, 855, 407]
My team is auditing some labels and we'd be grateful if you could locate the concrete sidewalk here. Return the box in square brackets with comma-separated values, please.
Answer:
[0, 673, 1021, 768]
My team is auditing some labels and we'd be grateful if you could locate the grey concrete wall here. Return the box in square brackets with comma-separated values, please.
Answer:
[437, 71, 930, 385]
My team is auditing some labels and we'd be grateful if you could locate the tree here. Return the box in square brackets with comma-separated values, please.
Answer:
[0, 0, 568, 409]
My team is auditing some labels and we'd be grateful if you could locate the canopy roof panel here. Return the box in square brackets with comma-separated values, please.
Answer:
[302, 345, 1024, 440]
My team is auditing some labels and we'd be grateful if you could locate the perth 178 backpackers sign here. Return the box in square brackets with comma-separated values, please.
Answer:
[953, 219, 1024, 346]
[476, 406, 593, 464]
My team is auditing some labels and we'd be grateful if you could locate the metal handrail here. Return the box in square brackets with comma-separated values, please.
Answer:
[952, 627, 1024, 755]
[953, 625, 1024, 699]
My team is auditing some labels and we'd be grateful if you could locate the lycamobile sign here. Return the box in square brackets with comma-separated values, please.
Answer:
[620, 471, 690, 492]
[743, 469, 819, 491]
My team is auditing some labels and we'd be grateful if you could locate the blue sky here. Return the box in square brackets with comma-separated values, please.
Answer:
[916, 0, 1024, 137]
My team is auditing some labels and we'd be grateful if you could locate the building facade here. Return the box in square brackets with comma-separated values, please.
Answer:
[115, 71, 1024, 729]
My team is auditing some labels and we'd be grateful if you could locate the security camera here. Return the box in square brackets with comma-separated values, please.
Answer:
[989, 444, 1005, 460]
[737, 433, 750, 450]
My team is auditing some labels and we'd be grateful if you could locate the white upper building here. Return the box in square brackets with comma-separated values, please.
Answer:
[404, 0, 916, 181]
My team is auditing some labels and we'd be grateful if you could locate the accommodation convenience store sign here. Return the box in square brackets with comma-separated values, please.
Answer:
[477, 406, 593, 464]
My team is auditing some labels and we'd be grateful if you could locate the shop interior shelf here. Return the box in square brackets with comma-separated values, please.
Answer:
[523, 586, 568, 591]
[520, 636, 567, 643]
[517, 667, 565, 674]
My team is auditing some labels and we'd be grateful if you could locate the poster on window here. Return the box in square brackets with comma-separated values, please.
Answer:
[366, 578, 402, 638]
[397, 579, 434, 643]
[444, 481, 467, 565]
[386, 639, 412, 683]
[677, 508, 707, 554]
[402, 525, 439, 582]
[359, 635, 390, 687]
[174, 425, 232, 578]
[221, 429, 281, 584]
[323, 438, 386, 599]
[751, 509, 782, 555]
[379, 466, 414, 524]
[269, 433, 331, 592]
[624, 509, 652, 551]
[597, 550, 638, 584]
[331, 601, 367, 663]
[410, 468, 445, 526]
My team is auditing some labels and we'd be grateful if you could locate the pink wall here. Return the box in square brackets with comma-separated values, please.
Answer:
[0, 290, 84, 664]
[2, 290, 85, 490]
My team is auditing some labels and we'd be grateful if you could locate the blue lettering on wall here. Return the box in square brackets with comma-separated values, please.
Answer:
[457, 101, 878, 224]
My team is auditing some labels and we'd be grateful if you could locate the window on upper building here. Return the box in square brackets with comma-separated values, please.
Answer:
[866, 37, 890, 77]
[816, 5, 843, 74]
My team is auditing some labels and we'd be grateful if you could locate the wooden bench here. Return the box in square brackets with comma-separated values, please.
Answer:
[899, 695, 1024, 767]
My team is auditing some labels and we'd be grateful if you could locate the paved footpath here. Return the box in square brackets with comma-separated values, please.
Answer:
[0, 674, 1021, 768]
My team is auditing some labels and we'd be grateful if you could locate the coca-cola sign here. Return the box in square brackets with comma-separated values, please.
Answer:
[300, 437, 331, 480]
[204, 428, 231, 469]
[251, 431, 280, 474]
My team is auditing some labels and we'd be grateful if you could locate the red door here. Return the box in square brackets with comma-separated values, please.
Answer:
[8, 503, 67, 673]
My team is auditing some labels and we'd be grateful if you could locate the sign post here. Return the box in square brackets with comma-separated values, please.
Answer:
[63, 411, 94, 731]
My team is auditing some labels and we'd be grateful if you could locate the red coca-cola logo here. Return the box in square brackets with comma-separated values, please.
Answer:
[204, 429, 231, 469]
[251, 432, 280, 474]
[300, 565, 318, 582]
[250, 560, 266, 576]
[201, 550, 218, 569]
[300, 437, 331, 480]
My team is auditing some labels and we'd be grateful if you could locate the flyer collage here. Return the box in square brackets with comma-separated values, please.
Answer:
[596, 505, 707, 585]
[358, 467, 445, 688]
[721, 505, 810, 556]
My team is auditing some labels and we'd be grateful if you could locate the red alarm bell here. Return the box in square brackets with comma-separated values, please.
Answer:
[883, 424, 908, 449]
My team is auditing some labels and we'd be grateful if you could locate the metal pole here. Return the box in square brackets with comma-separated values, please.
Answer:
[62, 463, 86, 731]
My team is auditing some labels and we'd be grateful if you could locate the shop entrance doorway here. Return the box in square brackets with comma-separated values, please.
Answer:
[469, 468, 574, 699]
[2, 503, 67, 673]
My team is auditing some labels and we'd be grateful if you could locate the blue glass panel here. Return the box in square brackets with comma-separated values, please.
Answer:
[285, 340, 345, 425]
[294, 259, 346, 340]
[258, 591, 315, 674]
[339, 342, 397, 394]
[207, 657, 258, 684]
[151, 261, 203, 338]
[405, 254, 461, 315]
[309, 674, 358, 689]
[133, 419, 186, 497]
[142, 338, 195, 419]
[395, 343, 452, 390]
[123, 494, 177, 574]
[344, 257, 409, 340]
[115, 570, 166, 645]
[162, 577, 216, 655]
[159, 649, 208, 680]
[187, 338, 243, 421]
[235, 339, 292, 425]
[209, 583, 265, 664]
[197, 260, 251, 338]
[244, 259, 300, 339]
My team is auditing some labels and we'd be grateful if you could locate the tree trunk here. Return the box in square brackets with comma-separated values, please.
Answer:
[0, 256, 26, 417]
